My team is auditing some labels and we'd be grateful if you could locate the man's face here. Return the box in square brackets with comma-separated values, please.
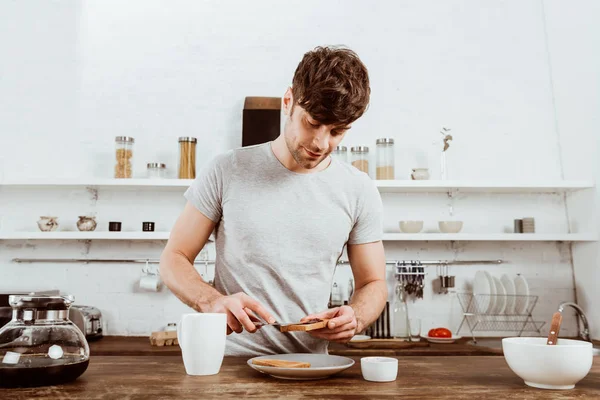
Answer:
[282, 89, 351, 170]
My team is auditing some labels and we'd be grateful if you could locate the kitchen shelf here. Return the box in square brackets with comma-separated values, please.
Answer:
[375, 180, 594, 193]
[0, 232, 595, 242]
[0, 179, 593, 193]
[381, 233, 597, 242]
[0, 232, 171, 240]
[0, 179, 194, 189]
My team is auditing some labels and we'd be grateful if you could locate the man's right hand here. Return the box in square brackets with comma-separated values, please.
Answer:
[203, 292, 276, 335]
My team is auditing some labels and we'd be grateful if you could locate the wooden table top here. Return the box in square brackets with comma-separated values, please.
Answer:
[88, 336, 503, 356]
[2, 355, 598, 399]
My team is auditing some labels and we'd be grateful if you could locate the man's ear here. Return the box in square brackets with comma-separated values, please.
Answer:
[282, 86, 293, 116]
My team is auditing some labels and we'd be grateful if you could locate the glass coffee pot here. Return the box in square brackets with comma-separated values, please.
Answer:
[0, 295, 90, 387]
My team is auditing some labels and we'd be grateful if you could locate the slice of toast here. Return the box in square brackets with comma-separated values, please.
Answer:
[279, 318, 329, 332]
[252, 359, 311, 368]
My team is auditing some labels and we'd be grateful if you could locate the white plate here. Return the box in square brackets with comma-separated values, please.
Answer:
[501, 274, 516, 314]
[423, 335, 462, 344]
[247, 354, 355, 380]
[473, 271, 491, 313]
[493, 276, 506, 314]
[514, 275, 530, 315]
[350, 335, 371, 342]
[484, 271, 496, 314]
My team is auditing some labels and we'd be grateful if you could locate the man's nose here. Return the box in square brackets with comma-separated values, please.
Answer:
[313, 127, 329, 151]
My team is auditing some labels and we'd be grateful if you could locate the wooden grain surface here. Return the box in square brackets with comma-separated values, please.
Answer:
[88, 336, 503, 357]
[2, 355, 598, 399]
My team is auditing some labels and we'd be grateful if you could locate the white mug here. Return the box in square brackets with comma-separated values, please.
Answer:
[139, 275, 160, 292]
[177, 313, 227, 376]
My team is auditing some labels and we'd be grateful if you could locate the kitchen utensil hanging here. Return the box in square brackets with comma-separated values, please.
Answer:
[395, 261, 425, 300]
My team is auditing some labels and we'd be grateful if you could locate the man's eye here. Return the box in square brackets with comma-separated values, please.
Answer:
[308, 121, 319, 128]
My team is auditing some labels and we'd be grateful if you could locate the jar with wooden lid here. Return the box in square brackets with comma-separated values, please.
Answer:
[350, 146, 370, 175]
[178, 137, 197, 179]
[376, 138, 395, 179]
[115, 136, 134, 178]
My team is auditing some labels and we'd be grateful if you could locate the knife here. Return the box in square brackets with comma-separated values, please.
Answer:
[254, 319, 329, 332]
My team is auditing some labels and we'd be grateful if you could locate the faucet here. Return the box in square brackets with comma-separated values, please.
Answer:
[558, 302, 591, 342]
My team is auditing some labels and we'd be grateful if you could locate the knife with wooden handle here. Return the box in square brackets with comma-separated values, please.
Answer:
[547, 312, 563, 345]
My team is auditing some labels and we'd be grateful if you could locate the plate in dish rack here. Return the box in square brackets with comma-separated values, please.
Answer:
[247, 353, 354, 380]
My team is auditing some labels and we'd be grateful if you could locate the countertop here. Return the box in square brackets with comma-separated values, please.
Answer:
[3, 355, 599, 399]
[88, 336, 503, 356]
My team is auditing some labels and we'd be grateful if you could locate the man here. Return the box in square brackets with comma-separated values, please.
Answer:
[160, 46, 387, 356]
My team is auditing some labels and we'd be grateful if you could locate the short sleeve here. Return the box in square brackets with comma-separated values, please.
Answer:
[348, 178, 383, 245]
[183, 152, 230, 223]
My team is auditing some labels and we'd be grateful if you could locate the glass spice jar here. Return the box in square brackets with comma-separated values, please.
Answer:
[146, 163, 166, 179]
[114, 136, 135, 178]
[178, 137, 197, 179]
[376, 138, 395, 180]
[350, 146, 370, 175]
[331, 146, 348, 164]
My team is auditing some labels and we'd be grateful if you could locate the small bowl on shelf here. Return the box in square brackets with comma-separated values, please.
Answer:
[438, 221, 463, 233]
[399, 221, 423, 233]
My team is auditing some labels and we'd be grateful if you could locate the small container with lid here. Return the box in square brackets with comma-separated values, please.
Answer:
[350, 146, 370, 175]
[178, 137, 197, 179]
[115, 136, 135, 178]
[331, 146, 348, 163]
[147, 163, 167, 179]
[376, 138, 395, 180]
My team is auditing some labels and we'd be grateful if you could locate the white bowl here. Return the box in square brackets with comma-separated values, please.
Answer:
[502, 337, 593, 390]
[399, 221, 423, 233]
[438, 221, 463, 233]
[360, 356, 398, 382]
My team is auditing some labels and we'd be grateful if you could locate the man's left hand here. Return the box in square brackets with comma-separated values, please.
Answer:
[300, 305, 358, 343]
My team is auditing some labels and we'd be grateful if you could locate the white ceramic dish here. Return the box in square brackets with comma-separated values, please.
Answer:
[514, 275, 530, 314]
[360, 357, 398, 382]
[473, 271, 491, 313]
[247, 354, 354, 380]
[399, 221, 423, 233]
[502, 337, 593, 390]
[493, 276, 506, 314]
[501, 274, 516, 314]
[423, 335, 462, 344]
[438, 221, 463, 233]
[350, 335, 371, 342]
[484, 271, 496, 314]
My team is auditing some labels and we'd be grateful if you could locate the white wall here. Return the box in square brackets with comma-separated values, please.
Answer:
[544, 0, 600, 339]
[1, 0, 596, 337]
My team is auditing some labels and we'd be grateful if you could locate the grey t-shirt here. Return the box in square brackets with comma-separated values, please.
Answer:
[184, 142, 383, 356]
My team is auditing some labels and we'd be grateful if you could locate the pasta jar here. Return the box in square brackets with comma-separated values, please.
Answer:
[350, 146, 370, 175]
[115, 136, 134, 178]
[147, 163, 166, 179]
[376, 138, 395, 179]
[178, 137, 197, 179]
[331, 146, 348, 163]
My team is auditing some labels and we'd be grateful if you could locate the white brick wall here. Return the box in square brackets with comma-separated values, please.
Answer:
[1, 1, 597, 338]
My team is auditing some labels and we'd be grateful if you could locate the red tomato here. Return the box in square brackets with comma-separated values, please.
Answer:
[428, 327, 452, 338]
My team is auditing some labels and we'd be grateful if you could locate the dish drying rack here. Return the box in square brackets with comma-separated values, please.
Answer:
[456, 292, 546, 343]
